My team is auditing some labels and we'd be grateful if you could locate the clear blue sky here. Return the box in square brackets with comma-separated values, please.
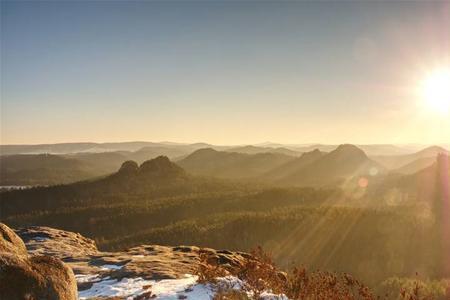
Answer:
[1, 0, 449, 145]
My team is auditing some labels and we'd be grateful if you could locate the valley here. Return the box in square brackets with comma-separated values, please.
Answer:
[1, 143, 448, 295]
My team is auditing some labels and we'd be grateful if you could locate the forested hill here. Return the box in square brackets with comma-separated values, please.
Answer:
[0, 156, 258, 218]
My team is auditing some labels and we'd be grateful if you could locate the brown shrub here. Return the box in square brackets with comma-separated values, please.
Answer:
[197, 246, 435, 300]
[197, 252, 229, 284]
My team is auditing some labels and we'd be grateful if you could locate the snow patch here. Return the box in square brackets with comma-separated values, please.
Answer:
[77, 274, 287, 300]
[75, 274, 100, 284]
[100, 264, 123, 270]
[79, 277, 153, 299]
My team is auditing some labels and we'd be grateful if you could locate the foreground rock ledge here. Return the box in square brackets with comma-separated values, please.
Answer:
[11, 225, 252, 295]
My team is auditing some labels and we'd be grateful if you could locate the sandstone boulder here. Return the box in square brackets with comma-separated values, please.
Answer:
[0, 223, 27, 256]
[0, 223, 77, 300]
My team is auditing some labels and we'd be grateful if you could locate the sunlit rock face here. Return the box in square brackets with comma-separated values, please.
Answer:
[15, 225, 254, 299]
[0, 223, 77, 300]
[17, 226, 99, 258]
[0, 223, 28, 256]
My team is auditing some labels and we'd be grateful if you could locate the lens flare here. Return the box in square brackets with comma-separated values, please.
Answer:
[358, 177, 369, 188]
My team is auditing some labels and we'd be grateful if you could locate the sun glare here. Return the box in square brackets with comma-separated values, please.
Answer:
[421, 68, 450, 114]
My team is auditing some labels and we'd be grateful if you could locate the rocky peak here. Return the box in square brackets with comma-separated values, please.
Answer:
[138, 155, 185, 177]
[117, 160, 139, 175]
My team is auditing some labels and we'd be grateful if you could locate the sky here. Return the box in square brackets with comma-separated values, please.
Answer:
[1, 0, 449, 145]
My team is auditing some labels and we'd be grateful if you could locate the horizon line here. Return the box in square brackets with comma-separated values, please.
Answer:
[1, 140, 449, 147]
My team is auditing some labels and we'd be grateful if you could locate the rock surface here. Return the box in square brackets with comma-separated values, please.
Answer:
[2, 224, 284, 299]
[17, 225, 98, 258]
[0, 223, 77, 300]
[15, 226, 252, 295]
[0, 222, 27, 256]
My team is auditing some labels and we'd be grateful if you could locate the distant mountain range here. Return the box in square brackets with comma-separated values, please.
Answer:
[2, 141, 448, 156]
[0, 142, 448, 187]
[178, 144, 384, 187]
[0, 142, 229, 156]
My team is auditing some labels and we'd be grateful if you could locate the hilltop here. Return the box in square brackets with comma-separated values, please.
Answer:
[178, 148, 295, 179]
[265, 144, 384, 187]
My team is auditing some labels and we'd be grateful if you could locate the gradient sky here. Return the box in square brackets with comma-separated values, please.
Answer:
[1, 1, 449, 145]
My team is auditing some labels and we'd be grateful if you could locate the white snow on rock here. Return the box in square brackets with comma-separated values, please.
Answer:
[75, 274, 100, 284]
[100, 264, 123, 270]
[77, 273, 288, 300]
[78, 277, 153, 299]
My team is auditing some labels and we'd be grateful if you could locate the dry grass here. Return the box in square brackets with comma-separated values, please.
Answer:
[197, 246, 436, 300]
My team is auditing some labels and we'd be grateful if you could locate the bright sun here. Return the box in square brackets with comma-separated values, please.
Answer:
[421, 68, 450, 114]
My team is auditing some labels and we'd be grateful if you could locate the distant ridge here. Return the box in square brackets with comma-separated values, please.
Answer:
[277, 144, 383, 187]
[178, 148, 295, 179]
[2, 141, 437, 156]
[373, 145, 449, 171]
[227, 145, 301, 156]
[371, 153, 450, 200]
[261, 149, 325, 181]
[0, 154, 102, 186]
[0, 142, 227, 155]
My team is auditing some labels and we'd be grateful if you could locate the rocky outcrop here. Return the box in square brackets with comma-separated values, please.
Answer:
[139, 155, 186, 177]
[117, 160, 139, 175]
[1, 224, 259, 299]
[15, 226, 252, 295]
[0, 223, 27, 256]
[0, 254, 77, 300]
[0, 223, 77, 300]
[17, 226, 98, 258]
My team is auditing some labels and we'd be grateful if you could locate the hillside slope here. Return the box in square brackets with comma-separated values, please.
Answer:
[373, 146, 448, 171]
[277, 144, 383, 187]
[261, 149, 325, 182]
[0, 154, 103, 186]
[178, 148, 295, 179]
